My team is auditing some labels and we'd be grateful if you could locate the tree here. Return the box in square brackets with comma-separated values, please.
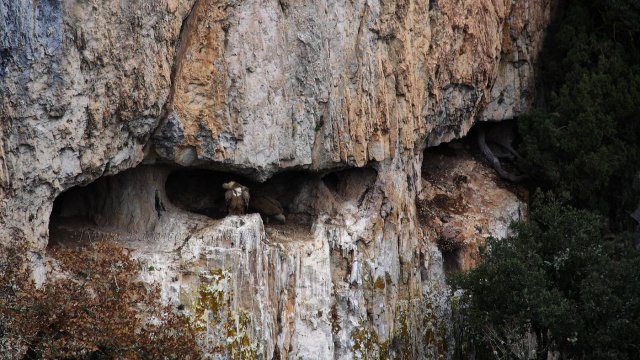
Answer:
[452, 1, 640, 358]
[518, 0, 640, 229]
[451, 195, 640, 359]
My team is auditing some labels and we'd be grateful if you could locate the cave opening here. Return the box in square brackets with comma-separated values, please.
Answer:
[48, 166, 171, 248]
[165, 166, 378, 233]
[418, 119, 527, 272]
[438, 237, 465, 273]
[49, 163, 379, 249]
[164, 169, 253, 219]
[165, 168, 323, 228]
[48, 177, 119, 248]
[421, 119, 525, 181]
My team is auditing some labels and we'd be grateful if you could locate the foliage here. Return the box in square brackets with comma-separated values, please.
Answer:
[0, 241, 200, 359]
[454, 1, 640, 357]
[450, 194, 640, 359]
[517, 0, 640, 228]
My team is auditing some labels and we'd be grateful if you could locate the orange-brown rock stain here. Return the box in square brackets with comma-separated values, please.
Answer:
[172, 0, 233, 161]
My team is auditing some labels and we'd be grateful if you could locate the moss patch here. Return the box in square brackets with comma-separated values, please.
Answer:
[183, 268, 259, 359]
[350, 299, 448, 359]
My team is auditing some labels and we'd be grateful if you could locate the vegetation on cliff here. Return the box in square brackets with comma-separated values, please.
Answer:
[452, 195, 640, 358]
[0, 242, 200, 359]
[452, 0, 640, 358]
[518, 0, 640, 227]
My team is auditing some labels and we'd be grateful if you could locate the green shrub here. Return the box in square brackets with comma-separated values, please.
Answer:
[518, 0, 640, 229]
[450, 194, 640, 359]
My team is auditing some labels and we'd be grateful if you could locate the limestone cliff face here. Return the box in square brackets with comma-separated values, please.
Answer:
[1, 0, 194, 248]
[1, 0, 553, 358]
[156, 0, 553, 176]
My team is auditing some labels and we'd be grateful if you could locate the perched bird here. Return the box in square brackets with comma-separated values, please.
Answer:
[223, 181, 250, 215]
[251, 195, 286, 224]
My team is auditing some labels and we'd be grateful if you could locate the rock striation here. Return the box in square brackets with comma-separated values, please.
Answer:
[155, 0, 554, 175]
[1, 0, 554, 358]
[1, 0, 194, 248]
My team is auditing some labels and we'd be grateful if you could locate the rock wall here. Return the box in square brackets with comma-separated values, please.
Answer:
[418, 143, 527, 272]
[1, 0, 554, 358]
[155, 0, 554, 177]
[1, 0, 194, 248]
[47, 164, 451, 358]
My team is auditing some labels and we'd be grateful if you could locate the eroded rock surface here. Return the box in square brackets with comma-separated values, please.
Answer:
[1, 0, 552, 358]
[1, 0, 195, 248]
[418, 144, 527, 272]
[155, 0, 555, 177]
[46, 165, 449, 358]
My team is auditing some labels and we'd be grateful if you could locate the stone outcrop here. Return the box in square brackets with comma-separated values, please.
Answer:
[46, 164, 451, 358]
[0, 0, 554, 358]
[1, 0, 194, 249]
[417, 143, 527, 272]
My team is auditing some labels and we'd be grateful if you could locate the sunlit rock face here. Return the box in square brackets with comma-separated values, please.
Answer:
[156, 0, 554, 177]
[0, 0, 194, 247]
[1, 0, 553, 358]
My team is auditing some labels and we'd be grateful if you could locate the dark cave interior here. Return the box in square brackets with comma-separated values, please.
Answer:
[49, 175, 119, 248]
[48, 164, 379, 248]
[165, 168, 313, 220]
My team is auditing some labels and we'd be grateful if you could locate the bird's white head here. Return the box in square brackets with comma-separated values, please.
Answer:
[222, 181, 237, 190]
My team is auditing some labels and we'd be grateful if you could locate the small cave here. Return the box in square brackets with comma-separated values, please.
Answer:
[164, 169, 253, 219]
[164, 168, 320, 230]
[166, 166, 377, 222]
[48, 166, 169, 248]
[421, 119, 525, 183]
[437, 236, 465, 273]
[469, 120, 526, 183]
[49, 163, 380, 248]
[442, 251, 462, 273]
[418, 119, 527, 272]
[164, 166, 379, 244]
[49, 179, 116, 248]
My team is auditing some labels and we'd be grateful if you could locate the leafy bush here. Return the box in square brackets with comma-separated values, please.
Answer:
[518, 0, 640, 228]
[0, 242, 200, 359]
[450, 194, 640, 359]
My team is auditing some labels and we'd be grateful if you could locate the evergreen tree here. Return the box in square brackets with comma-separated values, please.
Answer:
[451, 195, 640, 359]
[453, 1, 640, 358]
[518, 0, 640, 228]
